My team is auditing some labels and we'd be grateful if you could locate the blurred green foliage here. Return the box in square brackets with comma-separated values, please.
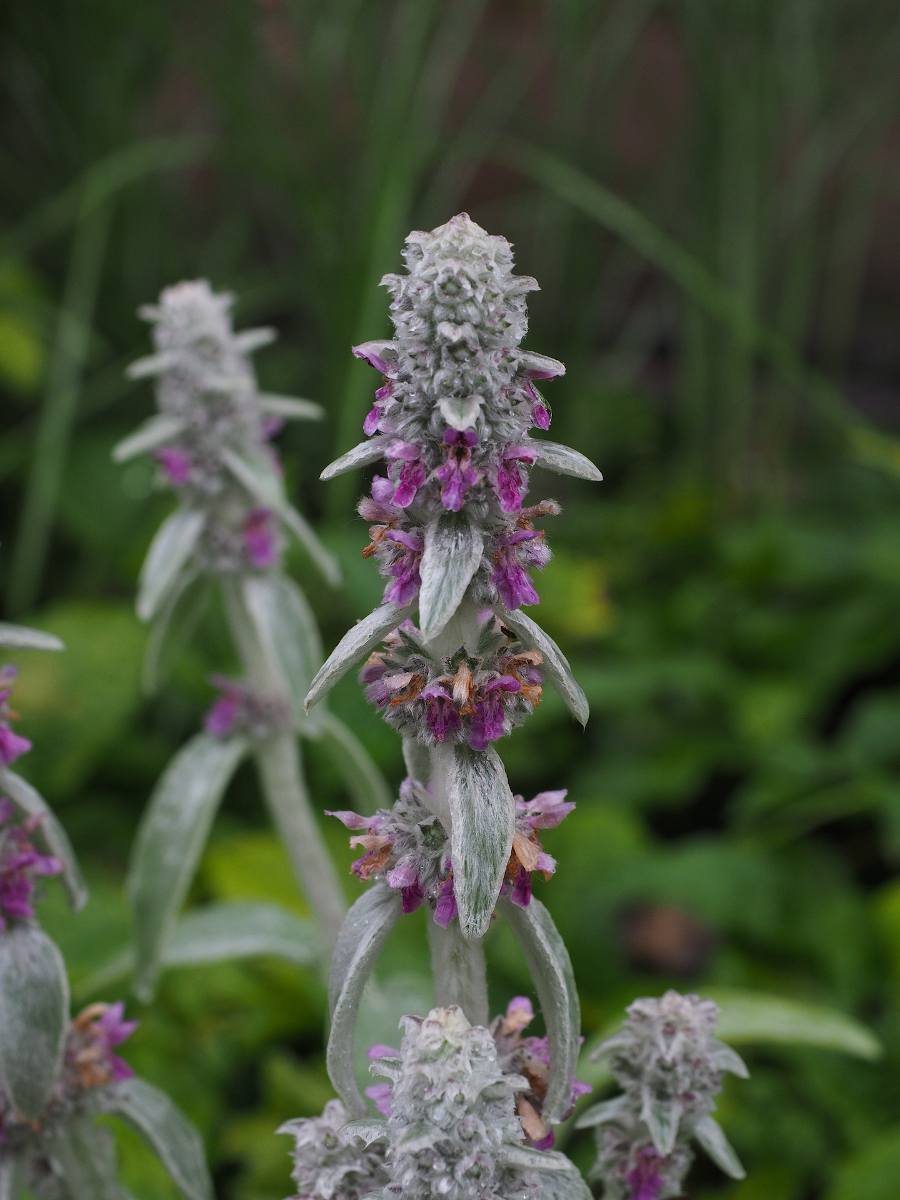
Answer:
[2, 0, 900, 1196]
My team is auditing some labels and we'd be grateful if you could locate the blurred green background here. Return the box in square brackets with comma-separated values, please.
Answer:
[2, 1, 900, 1197]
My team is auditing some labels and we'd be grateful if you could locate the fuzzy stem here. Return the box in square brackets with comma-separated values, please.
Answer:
[427, 917, 489, 1026]
[222, 578, 346, 946]
[420, 597, 492, 1026]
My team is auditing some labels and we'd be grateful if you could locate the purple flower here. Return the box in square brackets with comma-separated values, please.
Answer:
[420, 682, 462, 743]
[526, 382, 552, 431]
[532, 403, 551, 430]
[353, 341, 397, 435]
[435, 429, 480, 511]
[495, 446, 537, 513]
[491, 529, 547, 609]
[469, 675, 520, 751]
[626, 1148, 665, 1200]
[352, 341, 393, 375]
[365, 1081, 394, 1117]
[204, 677, 244, 738]
[493, 995, 591, 1150]
[384, 441, 427, 508]
[242, 506, 278, 569]
[155, 446, 193, 486]
[361, 656, 391, 709]
[329, 809, 395, 880]
[433, 876, 458, 928]
[500, 788, 573, 912]
[68, 1002, 138, 1088]
[382, 529, 423, 605]
[516, 790, 575, 831]
[399, 877, 426, 914]
[0, 667, 31, 767]
[0, 799, 62, 928]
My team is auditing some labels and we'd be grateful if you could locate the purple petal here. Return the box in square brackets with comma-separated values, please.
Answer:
[352, 341, 394, 374]
[326, 810, 375, 831]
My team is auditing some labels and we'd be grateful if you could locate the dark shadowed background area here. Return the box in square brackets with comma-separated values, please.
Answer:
[2, 2, 900, 1196]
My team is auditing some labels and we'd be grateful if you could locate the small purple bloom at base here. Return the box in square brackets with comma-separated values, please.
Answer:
[0, 799, 62, 927]
[495, 446, 537, 513]
[626, 1148, 665, 1200]
[365, 1082, 394, 1117]
[509, 866, 533, 909]
[205, 685, 241, 738]
[432, 877, 458, 928]
[436, 429, 480, 511]
[0, 726, 31, 768]
[155, 446, 193, 486]
[532, 401, 551, 430]
[468, 676, 520, 751]
[400, 879, 426, 914]
[491, 538, 542, 610]
[243, 507, 279, 569]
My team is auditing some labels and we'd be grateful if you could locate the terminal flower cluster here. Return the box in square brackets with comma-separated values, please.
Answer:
[0, 798, 61, 928]
[362, 618, 543, 751]
[367, 996, 590, 1152]
[330, 782, 571, 925]
[580, 991, 748, 1199]
[350, 214, 565, 613]
[367, 1006, 539, 1199]
[130, 281, 282, 573]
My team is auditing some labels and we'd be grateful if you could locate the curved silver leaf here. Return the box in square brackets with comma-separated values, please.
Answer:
[418, 512, 484, 641]
[241, 574, 322, 720]
[308, 711, 393, 812]
[94, 1077, 214, 1200]
[498, 606, 588, 727]
[532, 439, 603, 482]
[280, 503, 343, 588]
[534, 1165, 594, 1199]
[0, 923, 69, 1119]
[328, 884, 402, 1114]
[258, 394, 324, 421]
[74, 903, 318, 999]
[438, 743, 514, 941]
[641, 1089, 680, 1155]
[520, 351, 565, 379]
[137, 508, 205, 623]
[320, 437, 390, 481]
[0, 767, 87, 911]
[142, 571, 210, 696]
[339, 1118, 389, 1147]
[694, 1115, 746, 1180]
[48, 1117, 123, 1200]
[575, 1095, 630, 1130]
[112, 414, 185, 463]
[502, 898, 580, 1124]
[126, 352, 176, 380]
[127, 734, 248, 1000]
[305, 602, 412, 711]
[0, 622, 63, 652]
[500, 1146, 571, 1173]
[234, 327, 276, 354]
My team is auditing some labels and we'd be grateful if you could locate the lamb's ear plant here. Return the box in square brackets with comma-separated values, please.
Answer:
[288, 212, 748, 1197]
[117, 280, 391, 999]
[0, 630, 210, 1200]
[279, 213, 602, 1194]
